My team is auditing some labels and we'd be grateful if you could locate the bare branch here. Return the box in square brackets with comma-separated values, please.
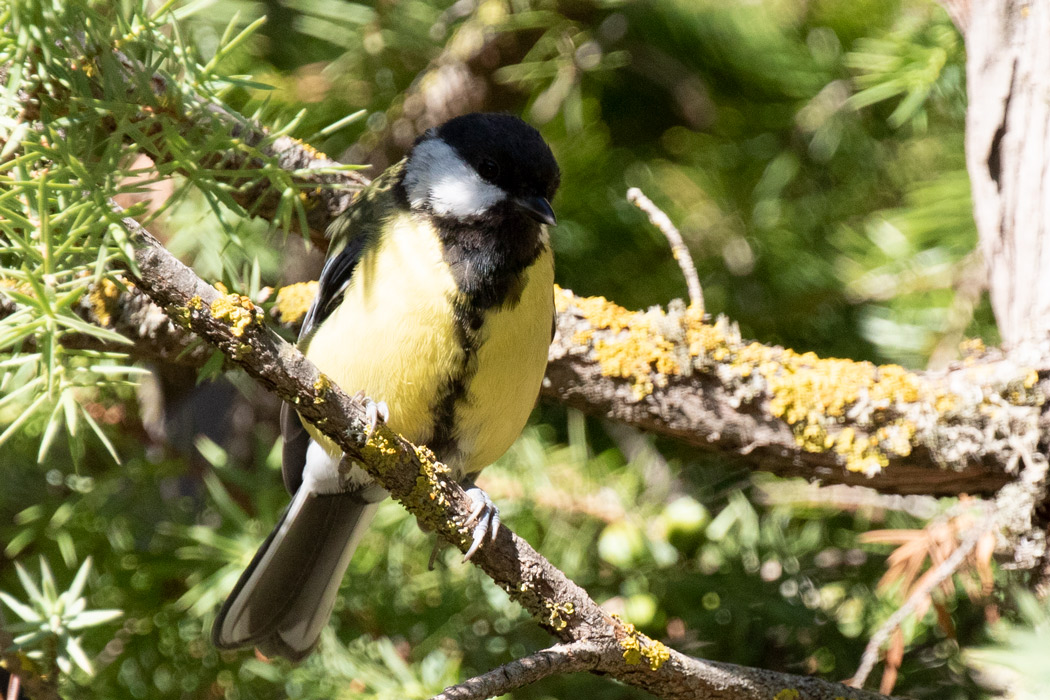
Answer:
[430, 642, 602, 700]
[627, 187, 704, 311]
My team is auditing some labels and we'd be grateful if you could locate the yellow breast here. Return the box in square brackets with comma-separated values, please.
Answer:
[301, 212, 554, 477]
[303, 213, 462, 453]
[452, 248, 554, 472]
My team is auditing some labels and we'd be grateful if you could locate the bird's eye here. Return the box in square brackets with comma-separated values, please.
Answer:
[477, 158, 500, 181]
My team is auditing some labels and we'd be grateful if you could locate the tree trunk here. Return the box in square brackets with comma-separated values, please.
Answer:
[964, 0, 1050, 348]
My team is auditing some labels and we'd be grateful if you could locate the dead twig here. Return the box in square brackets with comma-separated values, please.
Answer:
[627, 187, 704, 311]
[755, 481, 942, 520]
[848, 507, 997, 689]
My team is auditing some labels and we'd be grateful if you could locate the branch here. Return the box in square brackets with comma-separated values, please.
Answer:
[545, 291, 1046, 497]
[430, 641, 602, 700]
[21, 272, 1047, 500]
[117, 208, 888, 700]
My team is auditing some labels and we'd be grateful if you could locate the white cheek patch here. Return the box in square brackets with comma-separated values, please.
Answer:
[404, 139, 506, 218]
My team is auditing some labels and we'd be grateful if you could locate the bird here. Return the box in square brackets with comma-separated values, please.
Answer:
[211, 113, 560, 662]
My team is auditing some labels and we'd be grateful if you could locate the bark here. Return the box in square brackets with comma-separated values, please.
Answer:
[962, 0, 1050, 347]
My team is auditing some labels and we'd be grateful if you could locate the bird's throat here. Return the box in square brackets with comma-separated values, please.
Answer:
[433, 212, 545, 310]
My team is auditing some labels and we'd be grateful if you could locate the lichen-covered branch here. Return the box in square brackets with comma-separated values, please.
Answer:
[117, 210, 887, 700]
[546, 291, 1047, 496]
[16, 272, 1047, 500]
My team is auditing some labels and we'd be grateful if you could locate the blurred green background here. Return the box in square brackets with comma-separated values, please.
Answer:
[1, 0, 1033, 698]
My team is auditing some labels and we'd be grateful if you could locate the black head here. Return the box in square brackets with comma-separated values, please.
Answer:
[402, 113, 560, 226]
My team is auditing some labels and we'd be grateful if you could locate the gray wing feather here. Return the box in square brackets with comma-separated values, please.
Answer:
[298, 233, 371, 342]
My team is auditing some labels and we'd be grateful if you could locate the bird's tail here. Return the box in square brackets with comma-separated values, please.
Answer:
[211, 488, 380, 661]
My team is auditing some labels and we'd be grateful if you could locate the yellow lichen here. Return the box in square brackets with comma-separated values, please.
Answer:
[544, 601, 574, 631]
[959, 337, 986, 356]
[275, 281, 320, 325]
[640, 639, 670, 671]
[613, 615, 670, 671]
[766, 356, 919, 424]
[273, 281, 317, 325]
[313, 373, 331, 404]
[563, 292, 681, 400]
[88, 278, 121, 327]
[293, 137, 328, 160]
[572, 328, 595, 345]
[1024, 370, 1039, 389]
[362, 442, 459, 537]
[774, 690, 801, 700]
[570, 294, 636, 334]
[210, 293, 260, 337]
[754, 351, 930, 473]
[934, 392, 958, 413]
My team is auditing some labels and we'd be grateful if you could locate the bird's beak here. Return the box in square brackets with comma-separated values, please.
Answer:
[514, 196, 557, 226]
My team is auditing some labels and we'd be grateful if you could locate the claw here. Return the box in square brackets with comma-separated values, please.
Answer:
[355, 391, 389, 441]
[462, 487, 501, 561]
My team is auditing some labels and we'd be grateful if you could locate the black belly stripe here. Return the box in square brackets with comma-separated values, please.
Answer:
[419, 195, 548, 467]
[426, 300, 483, 464]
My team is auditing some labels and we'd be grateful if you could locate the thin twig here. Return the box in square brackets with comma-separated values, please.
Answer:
[627, 187, 704, 311]
[849, 507, 997, 689]
[430, 641, 602, 700]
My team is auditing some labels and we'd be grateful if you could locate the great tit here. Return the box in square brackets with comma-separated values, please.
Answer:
[211, 113, 560, 661]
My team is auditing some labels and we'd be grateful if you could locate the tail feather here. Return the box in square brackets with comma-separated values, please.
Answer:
[212, 488, 380, 661]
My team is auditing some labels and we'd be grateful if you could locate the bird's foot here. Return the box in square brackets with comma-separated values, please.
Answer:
[353, 390, 389, 441]
[462, 487, 501, 561]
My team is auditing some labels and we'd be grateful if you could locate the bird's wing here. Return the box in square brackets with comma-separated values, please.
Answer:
[297, 159, 406, 342]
